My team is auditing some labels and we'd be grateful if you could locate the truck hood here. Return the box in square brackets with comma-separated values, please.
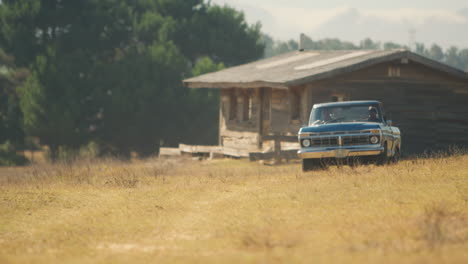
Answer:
[300, 122, 381, 133]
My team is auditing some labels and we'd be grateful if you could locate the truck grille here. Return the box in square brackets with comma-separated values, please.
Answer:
[342, 135, 369, 146]
[311, 137, 338, 147]
[311, 135, 370, 147]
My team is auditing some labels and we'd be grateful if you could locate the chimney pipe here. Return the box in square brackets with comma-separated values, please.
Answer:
[299, 33, 305, 51]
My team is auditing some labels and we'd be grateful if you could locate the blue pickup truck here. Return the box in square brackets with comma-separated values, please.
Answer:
[298, 101, 401, 171]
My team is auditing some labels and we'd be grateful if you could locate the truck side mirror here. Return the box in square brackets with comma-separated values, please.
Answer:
[386, 120, 393, 126]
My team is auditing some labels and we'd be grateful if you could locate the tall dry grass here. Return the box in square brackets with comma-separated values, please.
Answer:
[0, 152, 467, 264]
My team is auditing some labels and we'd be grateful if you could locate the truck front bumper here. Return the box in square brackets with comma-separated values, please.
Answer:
[297, 145, 384, 159]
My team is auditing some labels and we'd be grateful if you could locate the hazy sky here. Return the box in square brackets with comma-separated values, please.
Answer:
[212, 0, 468, 49]
[213, 0, 467, 10]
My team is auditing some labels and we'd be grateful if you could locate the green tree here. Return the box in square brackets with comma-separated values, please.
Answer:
[0, 49, 25, 146]
[191, 56, 224, 77]
[458, 49, 468, 71]
[414, 43, 430, 57]
[180, 57, 225, 145]
[1, 0, 139, 159]
[360, 38, 380, 50]
[0, 0, 264, 159]
[261, 34, 276, 58]
[383, 42, 403, 50]
[445, 46, 462, 69]
[428, 44, 444, 62]
[0, 49, 28, 165]
[318, 38, 357, 50]
[177, 4, 264, 66]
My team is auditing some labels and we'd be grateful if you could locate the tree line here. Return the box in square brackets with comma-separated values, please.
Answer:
[1, 1, 467, 164]
[262, 34, 468, 71]
[0, 0, 263, 163]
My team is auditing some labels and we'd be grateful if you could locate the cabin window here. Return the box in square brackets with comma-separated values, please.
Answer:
[290, 89, 301, 120]
[229, 91, 237, 121]
[242, 91, 252, 121]
[388, 66, 400, 77]
[331, 96, 342, 102]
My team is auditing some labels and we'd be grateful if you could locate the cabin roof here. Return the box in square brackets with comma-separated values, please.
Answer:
[313, 100, 381, 108]
[183, 49, 468, 89]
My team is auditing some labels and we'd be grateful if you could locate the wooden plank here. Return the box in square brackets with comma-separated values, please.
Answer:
[179, 144, 223, 154]
[262, 135, 297, 142]
[249, 149, 299, 161]
[220, 130, 259, 138]
[223, 147, 250, 158]
[281, 141, 301, 150]
[159, 147, 181, 157]
[222, 136, 258, 150]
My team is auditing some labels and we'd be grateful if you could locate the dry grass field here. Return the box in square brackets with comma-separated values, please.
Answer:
[0, 153, 467, 264]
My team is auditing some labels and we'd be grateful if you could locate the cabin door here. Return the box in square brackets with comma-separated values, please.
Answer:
[270, 89, 290, 133]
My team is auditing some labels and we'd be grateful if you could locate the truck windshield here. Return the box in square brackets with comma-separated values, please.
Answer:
[309, 104, 382, 125]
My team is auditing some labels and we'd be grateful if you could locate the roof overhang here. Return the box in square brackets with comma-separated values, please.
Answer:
[183, 80, 288, 89]
[183, 50, 468, 89]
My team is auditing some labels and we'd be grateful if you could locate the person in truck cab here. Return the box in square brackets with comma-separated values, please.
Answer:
[322, 108, 332, 121]
[368, 107, 380, 122]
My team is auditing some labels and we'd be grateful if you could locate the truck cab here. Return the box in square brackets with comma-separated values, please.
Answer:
[298, 100, 401, 171]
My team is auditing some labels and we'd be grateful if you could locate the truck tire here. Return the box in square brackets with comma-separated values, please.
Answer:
[391, 147, 400, 164]
[376, 143, 389, 166]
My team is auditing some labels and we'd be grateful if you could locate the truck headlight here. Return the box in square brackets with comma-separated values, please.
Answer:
[301, 139, 311, 147]
[370, 136, 379, 144]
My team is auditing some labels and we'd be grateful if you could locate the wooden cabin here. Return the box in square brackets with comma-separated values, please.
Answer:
[183, 49, 468, 156]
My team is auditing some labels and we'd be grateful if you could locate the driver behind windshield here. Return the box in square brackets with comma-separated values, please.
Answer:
[321, 108, 339, 121]
[368, 107, 380, 122]
[321, 108, 331, 121]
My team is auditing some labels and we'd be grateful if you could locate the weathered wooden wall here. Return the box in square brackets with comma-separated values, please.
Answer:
[219, 88, 261, 156]
[220, 86, 303, 154]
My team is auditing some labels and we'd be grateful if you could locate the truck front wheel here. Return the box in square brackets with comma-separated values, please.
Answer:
[391, 147, 400, 164]
[376, 143, 389, 166]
